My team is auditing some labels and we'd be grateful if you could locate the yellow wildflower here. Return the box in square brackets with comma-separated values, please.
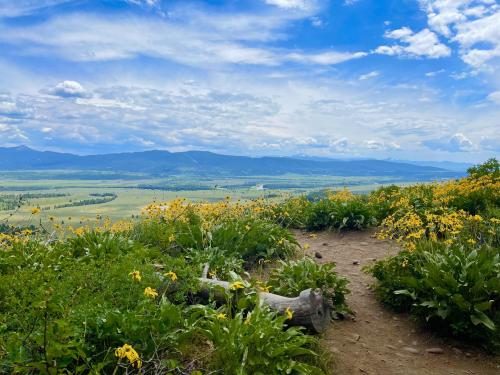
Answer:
[216, 313, 227, 320]
[466, 238, 477, 245]
[144, 287, 158, 298]
[168, 233, 176, 242]
[73, 227, 85, 236]
[164, 271, 178, 282]
[285, 307, 293, 320]
[303, 243, 310, 250]
[229, 281, 245, 290]
[115, 344, 142, 368]
[401, 259, 409, 268]
[245, 224, 251, 231]
[31, 207, 41, 215]
[129, 270, 141, 282]
[256, 281, 271, 293]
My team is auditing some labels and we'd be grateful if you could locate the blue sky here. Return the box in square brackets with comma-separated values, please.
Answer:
[0, 0, 499, 162]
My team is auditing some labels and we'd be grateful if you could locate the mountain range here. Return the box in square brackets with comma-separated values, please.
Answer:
[0, 146, 465, 179]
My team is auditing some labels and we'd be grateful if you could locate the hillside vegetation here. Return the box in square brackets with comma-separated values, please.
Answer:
[0, 159, 498, 374]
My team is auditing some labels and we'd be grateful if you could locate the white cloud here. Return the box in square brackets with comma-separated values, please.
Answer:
[0, 0, 72, 17]
[425, 69, 445, 77]
[376, 27, 451, 59]
[46, 81, 89, 98]
[423, 132, 476, 152]
[265, 0, 316, 10]
[287, 51, 367, 65]
[418, 0, 500, 69]
[487, 91, 500, 104]
[0, 12, 367, 67]
[359, 71, 380, 80]
[363, 139, 400, 151]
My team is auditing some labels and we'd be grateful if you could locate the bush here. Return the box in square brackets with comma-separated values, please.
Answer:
[369, 240, 500, 350]
[268, 257, 351, 317]
[209, 218, 298, 264]
[0, 233, 203, 373]
[195, 300, 324, 374]
[305, 197, 376, 231]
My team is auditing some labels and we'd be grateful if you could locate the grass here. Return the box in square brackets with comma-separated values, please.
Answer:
[0, 173, 422, 226]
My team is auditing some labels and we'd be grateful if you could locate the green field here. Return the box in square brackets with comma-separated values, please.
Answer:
[0, 172, 419, 226]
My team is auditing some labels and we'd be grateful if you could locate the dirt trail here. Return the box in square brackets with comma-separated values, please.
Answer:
[294, 229, 500, 375]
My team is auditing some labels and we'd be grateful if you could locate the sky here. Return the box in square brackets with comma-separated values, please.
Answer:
[0, 0, 499, 162]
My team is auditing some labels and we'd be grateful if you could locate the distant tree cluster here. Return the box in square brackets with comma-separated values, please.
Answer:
[20, 193, 69, 199]
[54, 194, 117, 209]
[0, 195, 21, 211]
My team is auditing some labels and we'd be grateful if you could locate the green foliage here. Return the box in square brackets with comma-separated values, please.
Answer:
[268, 257, 351, 317]
[0, 233, 202, 373]
[467, 158, 499, 179]
[132, 214, 297, 265]
[268, 196, 312, 228]
[209, 218, 298, 264]
[195, 301, 324, 375]
[369, 240, 500, 350]
[65, 230, 138, 259]
[305, 197, 376, 231]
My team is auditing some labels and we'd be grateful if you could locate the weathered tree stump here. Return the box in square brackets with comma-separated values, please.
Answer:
[198, 277, 330, 333]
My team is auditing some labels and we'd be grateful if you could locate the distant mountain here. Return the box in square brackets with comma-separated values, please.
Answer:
[387, 159, 473, 172]
[0, 146, 464, 179]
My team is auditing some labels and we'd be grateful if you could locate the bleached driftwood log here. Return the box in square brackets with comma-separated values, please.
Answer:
[197, 276, 330, 334]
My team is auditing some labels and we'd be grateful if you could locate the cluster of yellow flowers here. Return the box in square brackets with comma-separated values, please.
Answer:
[143, 197, 278, 231]
[433, 174, 500, 206]
[326, 188, 356, 202]
[376, 173, 499, 251]
[115, 344, 142, 368]
[143, 287, 158, 298]
[0, 231, 31, 249]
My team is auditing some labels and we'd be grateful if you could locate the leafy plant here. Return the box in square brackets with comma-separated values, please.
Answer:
[195, 301, 324, 375]
[369, 240, 500, 350]
[268, 257, 351, 317]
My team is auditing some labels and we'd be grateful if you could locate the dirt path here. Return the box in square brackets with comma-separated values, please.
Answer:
[294, 229, 500, 375]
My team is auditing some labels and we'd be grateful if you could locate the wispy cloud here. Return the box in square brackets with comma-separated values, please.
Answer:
[0, 11, 367, 67]
[375, 27, 451, 59]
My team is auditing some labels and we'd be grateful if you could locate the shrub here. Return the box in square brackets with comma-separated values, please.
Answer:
[268, 257, 351, 317]
[305, 197, 376, 231]
[209, 218, 298, 264]
[0, 234, 201, 373]
[195, 301, 324, 375]
[369, 240, 500, 350]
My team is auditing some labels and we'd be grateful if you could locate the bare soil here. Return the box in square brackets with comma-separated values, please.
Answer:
[294, 229, 500, 375]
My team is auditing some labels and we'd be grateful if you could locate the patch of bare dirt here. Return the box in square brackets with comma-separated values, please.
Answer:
[294, 229, 500, 375]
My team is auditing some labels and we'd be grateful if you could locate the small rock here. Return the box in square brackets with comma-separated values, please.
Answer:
[353, 334, 361, 341]
[359, 241, 369, 246]
[322, 242, 329, 246]
[403, 347, 420, 354]
[314, 251, 323, 259]
[352, 260, 360, 265]
[426, 348, 444, 354]
[465, 352, 472, 357]
[452, 347, 463, 355]
[372, 258, 377, 261]
[386, 345, 396, 350]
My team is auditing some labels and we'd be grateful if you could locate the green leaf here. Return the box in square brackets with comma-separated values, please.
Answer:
[470, 311, 496, 331]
